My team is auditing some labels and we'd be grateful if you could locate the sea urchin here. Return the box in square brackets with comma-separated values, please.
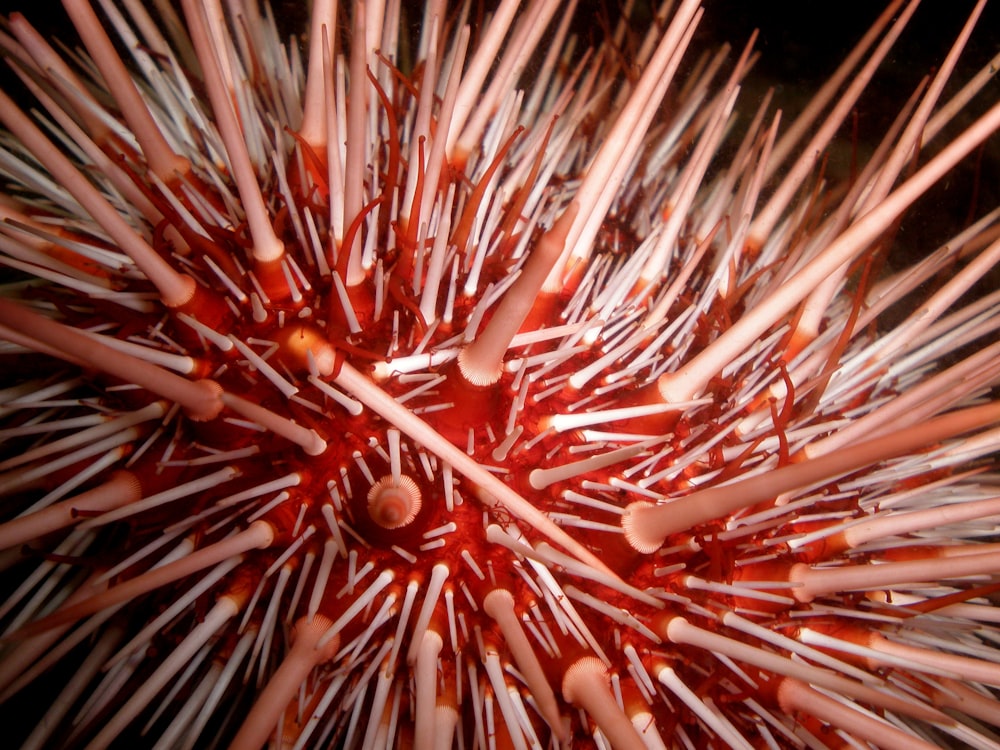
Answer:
[1, 1, 1000, 748]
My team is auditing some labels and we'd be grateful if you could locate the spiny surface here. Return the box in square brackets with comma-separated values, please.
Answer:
[0, 1, 1000, 749]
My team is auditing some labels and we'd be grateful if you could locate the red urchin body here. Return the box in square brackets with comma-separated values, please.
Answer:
[1, 2, 1000, 749]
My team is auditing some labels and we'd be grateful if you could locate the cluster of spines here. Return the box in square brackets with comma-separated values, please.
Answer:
[0, 0, 999, 749]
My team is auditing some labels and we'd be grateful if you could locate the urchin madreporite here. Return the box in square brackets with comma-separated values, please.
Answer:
[1, 1, 1000, 748]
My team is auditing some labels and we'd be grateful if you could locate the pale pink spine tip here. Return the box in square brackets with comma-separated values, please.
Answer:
[227, 615, 338, 750]
[457, 202, 579, 387]
[562, 656, 647, 750]
[367, 475, 422, 529]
